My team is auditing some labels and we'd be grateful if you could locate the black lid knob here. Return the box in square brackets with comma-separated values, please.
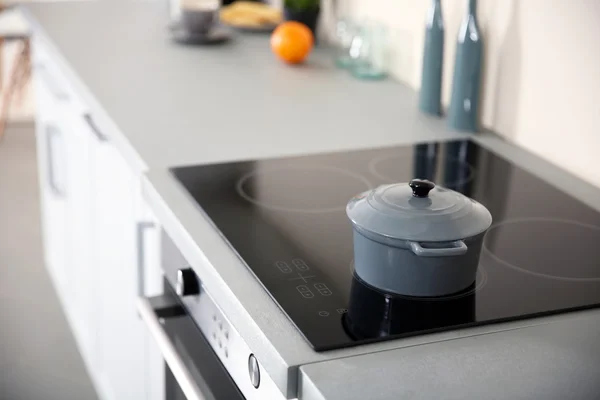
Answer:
[409, 179, 435, 198]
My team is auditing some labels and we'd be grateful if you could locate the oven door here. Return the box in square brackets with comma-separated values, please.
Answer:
[137, 282, 245, 400]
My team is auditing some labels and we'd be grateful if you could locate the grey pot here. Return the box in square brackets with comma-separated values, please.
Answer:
[346, 179, 492, 297]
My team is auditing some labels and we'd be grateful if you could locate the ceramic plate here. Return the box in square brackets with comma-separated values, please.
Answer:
[169, 23, 232, 45]
[222, 22, 277, 33]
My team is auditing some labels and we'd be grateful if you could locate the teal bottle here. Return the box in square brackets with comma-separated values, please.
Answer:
[419, 0, 444, 115]
[448, 0, 482, 132]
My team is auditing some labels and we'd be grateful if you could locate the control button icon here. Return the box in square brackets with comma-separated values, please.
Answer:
[288, 272, 316, 283]
[336, 308, 348, 314]
[296, 285, 315, 299]
[314, 282, 333, 296]
[292, 258, 310, 272]
[318, 311, 330, 317]
[275, 261, 292, 273]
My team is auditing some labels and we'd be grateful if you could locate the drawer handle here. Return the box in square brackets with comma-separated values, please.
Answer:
[46, 124, 65, 197]
[136, 221, 156, 297]
[83, 114, 108, 142]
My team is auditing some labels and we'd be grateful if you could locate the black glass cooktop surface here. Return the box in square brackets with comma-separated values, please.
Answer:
[172, 140, 600, 351]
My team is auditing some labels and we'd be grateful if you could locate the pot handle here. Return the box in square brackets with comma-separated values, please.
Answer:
[409, 240, 468, 257]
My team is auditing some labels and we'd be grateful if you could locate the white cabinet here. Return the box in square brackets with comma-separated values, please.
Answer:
[137, 201, 165, 400]
[33, 68, 70, 295]
[33, 37, 164, 400]
[61, 110, 98, 371]
[33, 55, 98, 365]
[92, 134, 146, 400]
[90, 125, 164, 400]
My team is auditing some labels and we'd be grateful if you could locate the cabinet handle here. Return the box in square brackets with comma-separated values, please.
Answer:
[35, 63, 69, 101]
[136, 221, 156, 297]
[45, 124, 65, 197]
[83, 114, 108, 142]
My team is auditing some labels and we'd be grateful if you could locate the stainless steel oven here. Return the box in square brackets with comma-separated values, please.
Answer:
[138, 278, 245, 400]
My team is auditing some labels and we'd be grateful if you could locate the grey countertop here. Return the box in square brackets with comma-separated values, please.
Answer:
[21, 0, 600, 211]
[22, 0, 472, 172]
[299, 309, 600, 400]
[22, 2, 600, 399]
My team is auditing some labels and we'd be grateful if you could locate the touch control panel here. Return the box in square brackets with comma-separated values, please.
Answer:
[264, 257, 350, 349]
[274, 257, 346, 307]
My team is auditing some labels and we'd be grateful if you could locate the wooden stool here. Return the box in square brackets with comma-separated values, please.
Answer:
[0, 3, 31, 143]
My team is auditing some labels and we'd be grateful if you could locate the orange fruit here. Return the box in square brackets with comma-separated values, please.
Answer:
[270, 21, 314, 64]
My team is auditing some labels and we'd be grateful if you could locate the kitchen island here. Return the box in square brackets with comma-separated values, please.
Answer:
[22, 1, 600, 400]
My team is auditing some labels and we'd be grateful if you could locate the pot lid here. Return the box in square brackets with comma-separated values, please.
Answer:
[346, 179, 492, 242]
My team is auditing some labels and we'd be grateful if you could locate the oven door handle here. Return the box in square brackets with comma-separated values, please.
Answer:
[137, 297, 209, 400]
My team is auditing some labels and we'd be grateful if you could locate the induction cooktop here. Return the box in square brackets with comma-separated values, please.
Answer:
[172, 140, 600, 351]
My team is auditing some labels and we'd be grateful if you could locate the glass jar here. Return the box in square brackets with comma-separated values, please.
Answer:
[349, 21, 388, 80]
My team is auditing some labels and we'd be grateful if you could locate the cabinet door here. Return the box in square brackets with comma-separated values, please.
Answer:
[91, 139, 148, 400]
[62, 109, 96, 364]
[33, 71, 70, 294]
[135, 201, 165, 400]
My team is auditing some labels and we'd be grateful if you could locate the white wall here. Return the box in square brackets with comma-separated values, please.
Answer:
[340, 0, 600, 187]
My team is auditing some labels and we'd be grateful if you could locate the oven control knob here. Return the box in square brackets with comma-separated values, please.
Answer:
[176, 268, 199, 296]
[248, 354, 260, 388]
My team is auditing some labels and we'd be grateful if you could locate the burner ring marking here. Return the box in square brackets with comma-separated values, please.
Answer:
[236, 165, 373, 214]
